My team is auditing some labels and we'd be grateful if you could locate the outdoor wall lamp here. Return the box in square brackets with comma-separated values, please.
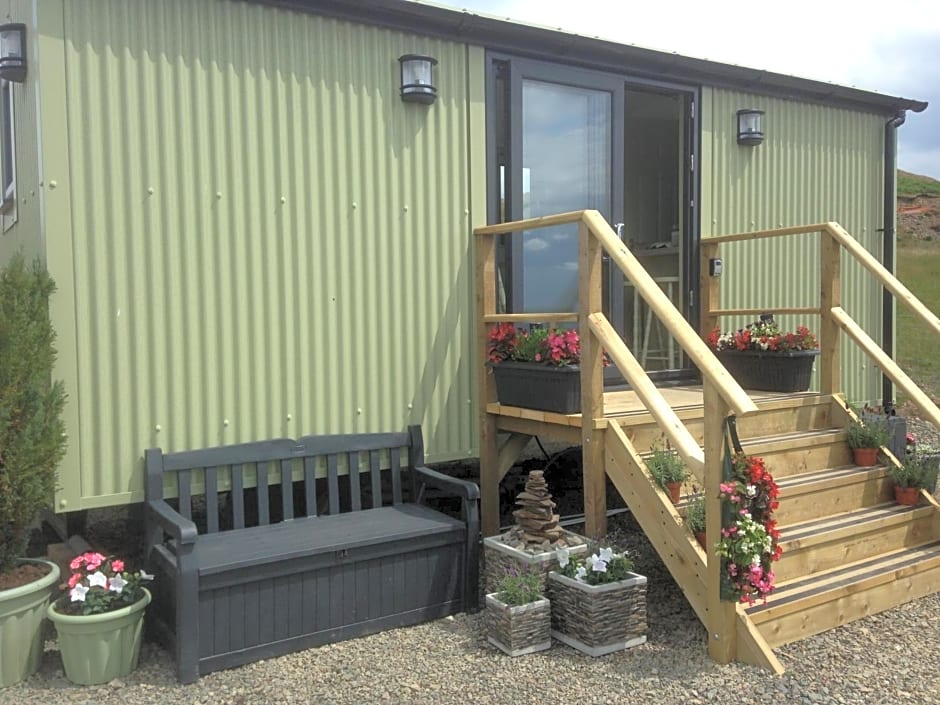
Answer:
[399, 54, 437, 104]
[0, 24, 26, 83]
[737, 109, 764, 145]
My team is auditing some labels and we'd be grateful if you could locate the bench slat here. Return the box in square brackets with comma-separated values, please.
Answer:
[298, 431, 410, 456]
[390, 448, 402, 505]
[257, 462, 270, 526]
[206, 467, 219, 534]
[281, 459, 294, 521]
[369, 450, 382, 509]
[303, 456, 317, 517]
[327, 454, 340, 515]
[178, 470, 192, 521]
[232, 464, 245, 530]
[159, 438, 306, 471]
[348, 451, 361, 512]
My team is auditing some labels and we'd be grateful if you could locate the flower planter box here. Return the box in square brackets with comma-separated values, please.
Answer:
[484, 594, 552, 656]
[491, 361, 581, 414]
[546, 571, 647, 657]
[483, 531, 590, 594]
[716, 349, 819, 393]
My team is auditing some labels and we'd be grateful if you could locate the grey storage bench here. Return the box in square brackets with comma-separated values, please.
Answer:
[143, 426, 479, 683]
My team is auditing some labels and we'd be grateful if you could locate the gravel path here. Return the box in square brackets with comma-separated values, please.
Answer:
[5, 417, 939, 704]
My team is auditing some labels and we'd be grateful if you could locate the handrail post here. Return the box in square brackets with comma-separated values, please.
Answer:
[476, 230, 500, 538]
[579, 218, 606, 538]
[700, 241, 720, 337]
[819, 229, 842, 395]
[703, 380, 737, 663]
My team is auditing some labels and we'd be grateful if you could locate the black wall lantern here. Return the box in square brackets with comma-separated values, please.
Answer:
[0, 24, 26, 83]
[399, 54, 437, 104]
[737, 109, 764, 145]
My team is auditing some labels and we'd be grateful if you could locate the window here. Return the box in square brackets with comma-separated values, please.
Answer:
[0, 78, 15, 217]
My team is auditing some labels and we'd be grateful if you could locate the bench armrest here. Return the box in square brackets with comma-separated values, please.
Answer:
[146, 499, 198, 545]
[415, 465, 480, 501]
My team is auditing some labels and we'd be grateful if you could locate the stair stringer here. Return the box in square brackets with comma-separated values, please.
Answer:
[605, 423, 783, 673]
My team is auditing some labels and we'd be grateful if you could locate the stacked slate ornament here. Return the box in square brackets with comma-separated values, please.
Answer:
[512, 470, 563, 547]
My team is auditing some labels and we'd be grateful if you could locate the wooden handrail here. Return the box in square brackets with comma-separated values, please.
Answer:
[705, 223, 830, 245]
[825, 222, 940, 340]
[830, 306, 940, 429]
[589, 312, 705, 478]
[474, 211, 584, 236]
[581, 210, 758, 417]
[482, 313, 578, 323]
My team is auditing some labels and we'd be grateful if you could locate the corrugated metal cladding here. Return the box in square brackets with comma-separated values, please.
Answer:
[701, 87, 887, 405]
[45, 0, 485, 508]
[0, 0, 42, 264]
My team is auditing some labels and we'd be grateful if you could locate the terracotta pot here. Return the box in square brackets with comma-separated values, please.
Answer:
[665, 481, 682, 504]
[894, 485, 920, 506]
[694, 531, 707, 550]
[852, 447, 879, 467]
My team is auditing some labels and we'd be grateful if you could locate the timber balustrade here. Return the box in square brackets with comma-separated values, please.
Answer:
[702, 221, 940, 430]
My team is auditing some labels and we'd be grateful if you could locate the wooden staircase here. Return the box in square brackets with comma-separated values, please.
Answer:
[604, 392, 940, 669]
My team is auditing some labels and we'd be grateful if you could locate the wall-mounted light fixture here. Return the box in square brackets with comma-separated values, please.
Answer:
[0, 24, 26, 83]
[737, 109, 764, 146]
[399, 54, 437, 104]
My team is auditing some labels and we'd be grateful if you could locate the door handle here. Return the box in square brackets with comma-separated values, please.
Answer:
[604, 222, 625, 261]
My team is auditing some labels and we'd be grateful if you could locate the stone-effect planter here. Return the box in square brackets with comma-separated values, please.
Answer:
[0, 559, 60, 687]
[48, 587, 151, 685]
[547, 570, 647, 657]
[491, 361, 581, 414]
[483, 531, 590, 594]
[716, 349, 819, 393]
[485, 594, 551, 656]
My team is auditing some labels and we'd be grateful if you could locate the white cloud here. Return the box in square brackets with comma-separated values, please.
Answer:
[524, 236, 549, 251]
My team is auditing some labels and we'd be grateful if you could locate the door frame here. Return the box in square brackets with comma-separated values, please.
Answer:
[485, 51, 702, 374]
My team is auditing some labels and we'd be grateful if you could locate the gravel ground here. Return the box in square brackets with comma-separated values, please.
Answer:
[4, 419, 939, 705]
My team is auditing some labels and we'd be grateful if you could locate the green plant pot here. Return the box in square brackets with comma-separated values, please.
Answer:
[0, 559, 60, 687]
[47, 587, 151, 685]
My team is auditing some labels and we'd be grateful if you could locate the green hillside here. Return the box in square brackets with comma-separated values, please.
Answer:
[898, 170, 940, 198]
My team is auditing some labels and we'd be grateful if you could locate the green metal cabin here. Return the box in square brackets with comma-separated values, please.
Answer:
[0, 0, 926, 515]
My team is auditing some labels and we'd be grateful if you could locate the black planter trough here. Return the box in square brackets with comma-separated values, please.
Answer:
[716, 349, 819, 393]
[490, 361, 581, 414]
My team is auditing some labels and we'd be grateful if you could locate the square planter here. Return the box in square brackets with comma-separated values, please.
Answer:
[716, 349, 819, 393]
[491, 361, 581, 414]
[547, 570, 647, 657]
[483, 531, 590, 594]
[484, 594, 551, 656]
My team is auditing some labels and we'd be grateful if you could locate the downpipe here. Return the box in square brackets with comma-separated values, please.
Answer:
[882, 110, 906, 415]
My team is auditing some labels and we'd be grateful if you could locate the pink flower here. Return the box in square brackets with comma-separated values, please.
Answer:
[69, 555, 86, 570]
[84, 552, 106, 571]
[111, 559, 124, 573]
[68, 573, 82, 588]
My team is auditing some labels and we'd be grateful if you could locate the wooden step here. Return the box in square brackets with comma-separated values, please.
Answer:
[775, 464, 892, 524]
[741, 429, 852, 478]
[776, 502, 939, 582]
[748, 541, 940, 647]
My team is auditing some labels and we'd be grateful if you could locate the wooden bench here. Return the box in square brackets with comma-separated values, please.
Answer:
[143, 426, 479, 683]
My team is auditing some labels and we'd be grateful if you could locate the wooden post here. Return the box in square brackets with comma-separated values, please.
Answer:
[579, 218, 606, 539]
[701, 241, 720, 337]
[703, 381, 737, 663]
[476, 230, 500, 538]
[819, 230, 841, 396]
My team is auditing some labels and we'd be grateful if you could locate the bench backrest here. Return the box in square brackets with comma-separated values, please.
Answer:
[145, 426, 425, 534]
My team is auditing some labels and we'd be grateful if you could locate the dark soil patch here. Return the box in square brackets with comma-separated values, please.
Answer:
[0, 561, 53, 591]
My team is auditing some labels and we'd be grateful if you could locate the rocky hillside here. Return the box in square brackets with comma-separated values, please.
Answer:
[898, 170, 940, 242]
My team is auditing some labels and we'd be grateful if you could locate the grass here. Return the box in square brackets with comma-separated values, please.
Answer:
[896, 241, 940, 405]
[898, 170, 940, 198]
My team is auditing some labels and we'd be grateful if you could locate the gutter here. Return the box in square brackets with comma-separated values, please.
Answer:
[882, 110, 907, 414]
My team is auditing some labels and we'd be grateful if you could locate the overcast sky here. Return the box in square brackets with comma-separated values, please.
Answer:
[444, 0, 939, 180]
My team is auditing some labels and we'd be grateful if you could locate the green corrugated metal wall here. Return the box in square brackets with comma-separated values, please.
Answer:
[36, 0, 486, 509]
[700, 87, 887, 404]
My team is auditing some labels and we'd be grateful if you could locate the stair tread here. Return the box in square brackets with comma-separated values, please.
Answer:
[775, 463, 887, 488]
[748, 540, 940, 616]
[740, 427, 844, 446]
[780, 502, 929, 541]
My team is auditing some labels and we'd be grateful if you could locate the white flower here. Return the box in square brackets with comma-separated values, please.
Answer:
[591, 555, 608, 573]
[108, 574, 127, 593]
[69, 584, 89, 602]
[139, 569, 154, 581]
[745, 484, 757, 497]
[556, 547, 570, 568]
[87, 571, 108, 588]
[575, 566, 587, 581]
[598, 547, 614, 562]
